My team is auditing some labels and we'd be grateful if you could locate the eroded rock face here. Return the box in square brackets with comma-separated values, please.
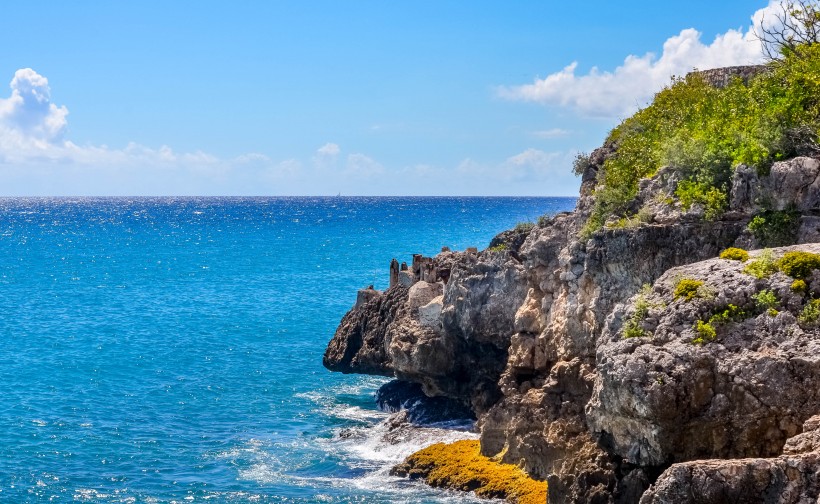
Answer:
[588, 244, 820, 468]
[324, 249, 527, 412]
[325, 150, 820, 502]
[640, 416, 820, 504]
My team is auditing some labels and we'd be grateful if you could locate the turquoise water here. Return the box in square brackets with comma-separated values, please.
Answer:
[0, 196, 575, 503]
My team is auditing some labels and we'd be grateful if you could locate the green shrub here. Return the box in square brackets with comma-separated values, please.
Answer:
[693, 320, 717, 345]
[488, 243, 508, 252]
[777, 251, 820, 279]
[514, 221, 535, 233]
[709, 304, 746, 325]
[676, 180, 727, 220]
[743, 249, 779, 279]
[792, 279, 808, 293]
[572, 152, 591, 176]
[753, 289, 779, 311]
[674, 278, 705, 301]
[581, 43, 820, 234]
[622, 284, 653, 338]
[799, 299, 820, 326]
[719, 247, 749, 262]
[747, 210, 800, 247]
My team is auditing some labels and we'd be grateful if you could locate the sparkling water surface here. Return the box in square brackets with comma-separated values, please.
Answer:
[0, 196, 575, 503]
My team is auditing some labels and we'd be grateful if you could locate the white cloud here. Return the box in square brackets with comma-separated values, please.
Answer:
[0, 68, 68, 142]
[498, 2, 782, 119]
[531, 128, 570, 139]
[316, 142, 340, 157]
[345, 153, 384, 177]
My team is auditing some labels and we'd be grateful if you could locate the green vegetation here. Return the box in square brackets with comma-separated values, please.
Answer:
[719, 247, 750, 262]
[693, 320, 717, 345]
[582, 41, 820, 234]
[693, 304, 747, 345]
[572, 152, 591, 176]
[395, 440, 547, 504]
[622, 284, 654, 338]
[743, 249, 779, 278]
[777, 250, 820, 278]
[792, 278, 808, 293]
[754, 289, 779, 313]
[513, 222, 535, 233]
[674, 278, 705, 301]
[799, 298, 820, 326]
[747, 209, 800, 246]
[488, 243, 508, 252]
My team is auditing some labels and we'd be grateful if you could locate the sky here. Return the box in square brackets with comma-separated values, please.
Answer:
[0, 1, 786, 196]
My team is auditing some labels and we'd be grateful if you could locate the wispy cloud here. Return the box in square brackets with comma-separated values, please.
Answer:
[498, 2, 782, 119]
[531, 128, 570, 139]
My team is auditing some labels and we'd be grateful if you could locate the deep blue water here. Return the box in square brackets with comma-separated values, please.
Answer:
[0, 196, 575, 503]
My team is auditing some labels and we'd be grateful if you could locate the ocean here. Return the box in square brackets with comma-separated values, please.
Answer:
[0, 196, 575, 503]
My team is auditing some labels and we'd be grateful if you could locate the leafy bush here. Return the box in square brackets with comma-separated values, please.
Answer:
[709, 304, 746, 325]
[572, 152, 591, 176]
[674, 278, 705, 301]
[488, 243, 508, 252]
[693, 320, 717, 345]
[693, 304, 747, 345]
[581, 43, 820, 234]
[719, 247, 750, 262]
[753, 289, 779, 311]
[743, 249, 779, 279]
[799, 299, 820, 326]
[747, 209, 800, 246]
[777, 250, 820, 278]
[676, 180, 727, 220]
[792, 279, 808, 293]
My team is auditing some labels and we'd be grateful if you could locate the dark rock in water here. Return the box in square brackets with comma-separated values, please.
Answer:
[375, 380, 474, 424]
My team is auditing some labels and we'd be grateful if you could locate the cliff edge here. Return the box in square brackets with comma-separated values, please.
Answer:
[324, 56, 820, 503]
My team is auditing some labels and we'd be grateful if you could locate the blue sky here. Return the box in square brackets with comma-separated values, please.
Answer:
[0, 1, 779, 196]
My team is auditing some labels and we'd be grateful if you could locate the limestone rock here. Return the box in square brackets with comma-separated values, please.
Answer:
[588, 244, 820, 468]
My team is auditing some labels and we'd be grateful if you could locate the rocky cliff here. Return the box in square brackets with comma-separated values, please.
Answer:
[324, 152, 820, 501]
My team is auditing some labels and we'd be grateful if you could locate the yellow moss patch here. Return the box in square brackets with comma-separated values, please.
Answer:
[391, 439, 547, 504]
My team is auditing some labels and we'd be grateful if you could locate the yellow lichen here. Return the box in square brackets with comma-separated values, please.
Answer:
[392, 439, 547, 504]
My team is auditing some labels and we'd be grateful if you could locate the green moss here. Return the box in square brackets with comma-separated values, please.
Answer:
[791, 279, 808, 293]
[777, 251, 820, 279]
[674, 278, 705, 301]
[747, 210, 800, 247]
[799, 299, 820, 326]
[743, 249, 779, 279]
[719, 247, 749, 262]
[394, 440, 547, 504]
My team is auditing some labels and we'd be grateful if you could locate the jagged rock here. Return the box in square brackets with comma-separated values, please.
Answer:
[589, 244, 820, 468]
[325, 140, 820, 502]
[766, 157, 820, 212]
[640, 416, 820, 503]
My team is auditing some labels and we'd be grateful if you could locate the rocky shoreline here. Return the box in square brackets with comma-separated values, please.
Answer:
[323, 145, 820, 502]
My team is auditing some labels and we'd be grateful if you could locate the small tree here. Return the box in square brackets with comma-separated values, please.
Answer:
[756, 0, 820, 60]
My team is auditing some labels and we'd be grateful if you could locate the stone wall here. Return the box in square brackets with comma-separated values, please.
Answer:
[691, 65, 768, 88]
